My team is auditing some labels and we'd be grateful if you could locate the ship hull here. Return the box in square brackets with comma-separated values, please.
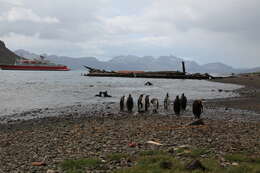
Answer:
[0, 65, 70, 71]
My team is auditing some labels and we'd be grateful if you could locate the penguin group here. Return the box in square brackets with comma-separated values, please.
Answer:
[120, 94, 134, 112]
[95, 91, 112, 97]
[120, 94, 157, 113]
[120, 93, 203, 119]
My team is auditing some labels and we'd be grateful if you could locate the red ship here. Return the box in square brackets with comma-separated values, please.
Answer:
[0, 56, 70, 71]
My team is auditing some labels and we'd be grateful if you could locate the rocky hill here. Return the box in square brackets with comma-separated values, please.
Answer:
[0, 40, 23, 65]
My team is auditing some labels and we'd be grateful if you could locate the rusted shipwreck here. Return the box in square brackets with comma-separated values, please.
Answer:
[83, 62, 215, 80]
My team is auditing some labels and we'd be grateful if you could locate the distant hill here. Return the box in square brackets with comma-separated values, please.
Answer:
[14, 49, 260, 74]
[0, 40, 23, 65]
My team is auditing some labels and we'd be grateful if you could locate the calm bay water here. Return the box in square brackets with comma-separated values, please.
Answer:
[0, 70, 242, 116]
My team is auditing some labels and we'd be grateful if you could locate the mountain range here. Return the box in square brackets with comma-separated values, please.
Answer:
[14, 49, 259, 74]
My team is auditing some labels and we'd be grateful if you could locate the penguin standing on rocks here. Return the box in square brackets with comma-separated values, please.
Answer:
[145, 95, 150, 112]
[126, 94, 134, 112]
[164, 93, 170, 110]
[192, 100, 203, 119]
[180, 93, 187, 111]
[151, 98, 159, 113]
[137, 94, 144, 112]
[120, 95, 125, 111]
[173, 95, 181, 116]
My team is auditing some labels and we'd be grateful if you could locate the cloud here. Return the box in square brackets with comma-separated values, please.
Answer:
[0, 7, 59, 23]
[0, 0, 259, 68]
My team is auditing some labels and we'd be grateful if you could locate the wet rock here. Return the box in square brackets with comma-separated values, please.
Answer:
[145, 81, 153, 86]
[188, 119, 205, 126]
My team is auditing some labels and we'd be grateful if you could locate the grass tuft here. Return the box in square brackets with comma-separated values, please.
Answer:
[60, 158, 102, 172]
[107, 153, 129, 161]
[224, 153, 250, 162]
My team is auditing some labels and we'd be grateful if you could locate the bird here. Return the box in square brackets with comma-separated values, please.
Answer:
[151, 98, 159, 113]
[180, 93, 187, 111]
[145, 95, 150, 112]
[192, 100, 203, 119]
[137, 94, 144, 112]
[126, 94, 134, 112]
[164, 93, 170, 110]
[120, 95, 125, 111]
[174, 95, 181, 116]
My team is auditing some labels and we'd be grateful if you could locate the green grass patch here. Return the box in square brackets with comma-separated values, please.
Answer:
[225, 163, 260, 173]
[176, 147, 211, 158]
[225, 153, 260, 165]
[188, 148, 211, 158]
[114, 149, 260, 173]
[60, 158, 102, 173]
[115, 154, 185, 173]
[225, 153, 250, 162]
[107, 153, 129, 161]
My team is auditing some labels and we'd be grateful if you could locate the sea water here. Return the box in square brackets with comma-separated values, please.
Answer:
[0, 70, 242, 117]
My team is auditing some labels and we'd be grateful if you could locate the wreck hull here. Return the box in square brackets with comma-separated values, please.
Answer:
[86, 72, 212, 79]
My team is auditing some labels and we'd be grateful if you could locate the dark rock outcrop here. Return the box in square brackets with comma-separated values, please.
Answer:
[0, 40, 22, 65]
[186, 160, 206, 171]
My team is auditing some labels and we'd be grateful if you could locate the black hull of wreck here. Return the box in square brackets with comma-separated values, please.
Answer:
[85, 72, 215, 80]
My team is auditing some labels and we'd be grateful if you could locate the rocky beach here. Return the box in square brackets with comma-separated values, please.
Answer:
[0, 74, 260, 172]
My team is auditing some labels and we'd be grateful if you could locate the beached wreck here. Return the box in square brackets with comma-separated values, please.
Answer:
[83, 62, 215, 80]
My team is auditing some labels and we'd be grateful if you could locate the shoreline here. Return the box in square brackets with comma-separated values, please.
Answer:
[0, 75, 259, 172]
[208, 74, 260, 113]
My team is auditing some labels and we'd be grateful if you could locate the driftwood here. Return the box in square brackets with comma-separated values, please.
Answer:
[146, 140, 163, 146]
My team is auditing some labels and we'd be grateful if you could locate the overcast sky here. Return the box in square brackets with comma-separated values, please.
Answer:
[0, 0, 259, 68]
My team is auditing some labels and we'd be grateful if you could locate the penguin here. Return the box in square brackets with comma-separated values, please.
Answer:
[164, 93, 170, 110]
[103, 91, 112, 97]
[137, 94, 144, 112]
[145, 95, 150, 112]
[95, 91, 102, 97]
[180, 93, 187, 111]
[126, 94, 134, 112]
[120, 95, 125, 111]
[192, 100, 203, 119]
[151, 98, 159, 113]
[173, 95, 181, 116]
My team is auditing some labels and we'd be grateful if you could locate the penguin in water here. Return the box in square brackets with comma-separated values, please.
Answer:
[192, 100, 203, 119]
[120, 95, 125, 111]
[164, 93, 170, 110]
[137, 94, 144, 112]
[95, 91, 103, 97]
[173, 95, 181, 116]
[151, 98, 159, 113]
[180, 93, 187, 111]
[126, 94, 134, 112]
[145, 95, 150, 112]
[103, 91, 112, 97]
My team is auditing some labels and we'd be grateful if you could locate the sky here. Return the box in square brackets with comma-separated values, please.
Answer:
[0, 0, 259, 68]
